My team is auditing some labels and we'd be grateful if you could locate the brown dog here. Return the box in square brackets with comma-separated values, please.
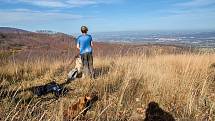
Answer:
[63, 92, 98, 120]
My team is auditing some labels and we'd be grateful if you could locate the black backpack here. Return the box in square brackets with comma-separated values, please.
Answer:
[34, 81, 67, 97]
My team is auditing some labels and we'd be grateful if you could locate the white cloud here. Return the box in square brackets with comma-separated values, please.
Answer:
[0, 9, 83, 24]
[66, 0, 98, 7]
[18, 0, 68, 7]
[3, 0, 120, 8]
[177, 0, 215, 7]
[66, 0, 118, 7]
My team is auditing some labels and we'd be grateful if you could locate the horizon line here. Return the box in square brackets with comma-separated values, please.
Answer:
[1, 26, 215, 35]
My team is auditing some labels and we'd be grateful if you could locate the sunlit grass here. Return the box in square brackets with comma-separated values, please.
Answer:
[0, 53, 215, 120]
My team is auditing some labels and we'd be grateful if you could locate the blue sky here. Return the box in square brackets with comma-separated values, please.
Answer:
[0, 0, 215, 34]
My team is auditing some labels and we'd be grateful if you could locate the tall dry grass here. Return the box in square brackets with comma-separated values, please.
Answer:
[0, 53, 215, 121]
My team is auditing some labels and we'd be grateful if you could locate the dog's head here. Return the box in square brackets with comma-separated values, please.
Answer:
[78, 92, 98, 106]
[63, 92, 99, 119]
[85, 91, 99, 103]
[80, 92, 99, 116]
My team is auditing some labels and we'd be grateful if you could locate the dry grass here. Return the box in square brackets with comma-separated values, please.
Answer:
[0, 53, 215, 121]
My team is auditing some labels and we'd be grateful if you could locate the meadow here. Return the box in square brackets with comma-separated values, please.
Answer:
[0, 51, 215, 121]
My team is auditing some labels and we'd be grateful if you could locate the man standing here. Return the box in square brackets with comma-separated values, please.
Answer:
[76, 26, 94, 78]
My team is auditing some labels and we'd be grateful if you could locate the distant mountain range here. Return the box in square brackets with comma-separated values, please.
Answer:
[93, 31, 215, 48]
[0, 27, 31, 33]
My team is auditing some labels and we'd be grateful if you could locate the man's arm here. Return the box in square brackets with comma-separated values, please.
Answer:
[76, 37, 80, 50]
[91, 41, 93, 47]
[77, 43, 80, 50]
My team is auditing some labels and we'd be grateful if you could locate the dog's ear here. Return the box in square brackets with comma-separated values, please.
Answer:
[74, 54, 81, 60]
[85, 96, 91, 101]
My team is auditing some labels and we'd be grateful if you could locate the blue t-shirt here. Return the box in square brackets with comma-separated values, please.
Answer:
[76, 34, 93, 54]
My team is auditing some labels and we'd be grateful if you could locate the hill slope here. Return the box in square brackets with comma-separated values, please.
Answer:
[0, 27, 30, 33]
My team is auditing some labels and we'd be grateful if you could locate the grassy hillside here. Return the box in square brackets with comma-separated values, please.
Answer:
[0, 53, 215, 120]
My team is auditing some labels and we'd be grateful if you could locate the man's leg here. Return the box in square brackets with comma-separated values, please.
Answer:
[87, 53, 94, 78]
[81, 53, 89, 76]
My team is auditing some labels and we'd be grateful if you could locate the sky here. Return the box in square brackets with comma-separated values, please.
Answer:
[0, 0, 215, 34]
